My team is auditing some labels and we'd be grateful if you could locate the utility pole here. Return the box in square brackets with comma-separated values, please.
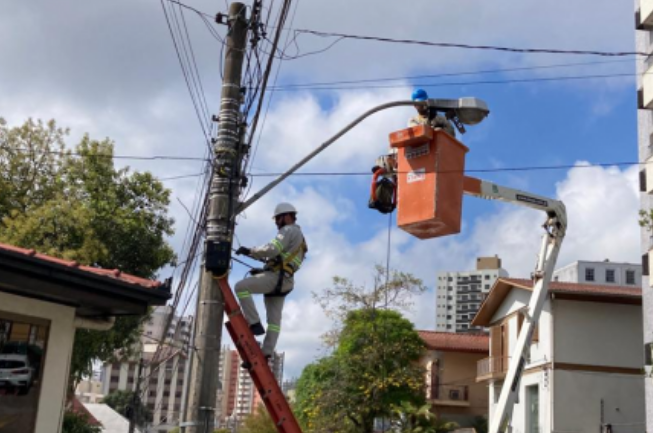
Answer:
[183, 3, 249, 433]
[128, 357, 145, 433]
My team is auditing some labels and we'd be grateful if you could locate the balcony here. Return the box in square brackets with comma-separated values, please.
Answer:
[429, 385, 470, 407]
[477, 356, 510, 382]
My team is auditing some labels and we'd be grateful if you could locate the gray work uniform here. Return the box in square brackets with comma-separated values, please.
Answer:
[409, 114, 456, 137]
[234, 223, 306, 356]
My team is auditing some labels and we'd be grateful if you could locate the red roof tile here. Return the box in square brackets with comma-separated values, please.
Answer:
[503, 278, 642, 298]
[417, 330, 489, 353]
[0, 242, 161, 290]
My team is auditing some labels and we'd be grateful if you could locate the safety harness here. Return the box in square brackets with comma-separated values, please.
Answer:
[263, 237, 308, 298]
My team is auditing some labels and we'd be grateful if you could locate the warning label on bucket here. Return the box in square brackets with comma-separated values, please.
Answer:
[407, 168, 426, 183]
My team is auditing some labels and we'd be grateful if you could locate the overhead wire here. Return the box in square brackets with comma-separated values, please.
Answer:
[289, 29, 650, 58]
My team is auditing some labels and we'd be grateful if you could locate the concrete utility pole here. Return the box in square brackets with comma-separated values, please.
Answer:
[183, 3, 249, 432]
[128, 357, 144, 433]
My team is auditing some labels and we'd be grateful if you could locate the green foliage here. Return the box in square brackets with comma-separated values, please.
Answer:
[390, 402, 458, 433]
[471, 415, 488, 433]
[237, 405, 277, 433]
[102, 390, 150, 427]
[62, 411, 102, 433]
[0, 117, 175, 385]
[296, 267, 427, 433]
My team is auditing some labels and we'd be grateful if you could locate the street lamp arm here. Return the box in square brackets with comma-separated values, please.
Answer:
[237, 99, 420, 214]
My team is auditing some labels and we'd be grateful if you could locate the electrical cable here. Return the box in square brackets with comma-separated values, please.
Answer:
[267, 58, 636, 90]
[292, 29, 650, 58]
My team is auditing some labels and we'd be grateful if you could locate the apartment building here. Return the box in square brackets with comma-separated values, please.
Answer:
[217, 349, 285, 429]
[142, 305, 193, 346]
[436, 256, 508, 333]
[553, 260, 641, 287]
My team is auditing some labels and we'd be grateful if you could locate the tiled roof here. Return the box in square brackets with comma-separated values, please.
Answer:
[504, 278, 642, 298]
[472, 277, 642, 327]
[417, 330, 489, 353]
[0, 242, 161, 290]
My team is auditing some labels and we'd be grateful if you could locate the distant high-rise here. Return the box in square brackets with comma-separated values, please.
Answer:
[435, 256, 508, 333]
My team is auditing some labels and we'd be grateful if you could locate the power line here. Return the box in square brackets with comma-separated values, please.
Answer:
[262, 71, 638, 92]
[267, 58, 636, 90]
[293, 29, 649, 58]
[247, 161, 642, 177]
[7, 147, 209, 161]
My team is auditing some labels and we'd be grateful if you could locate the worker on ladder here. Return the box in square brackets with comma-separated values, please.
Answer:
[235, 202, 307, 360]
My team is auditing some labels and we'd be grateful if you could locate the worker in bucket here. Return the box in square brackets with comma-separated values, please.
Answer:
[409, 88, 456, 137]
[235, 202, 307, 361]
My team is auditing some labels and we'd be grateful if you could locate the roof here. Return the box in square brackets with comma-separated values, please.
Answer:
[472, 277, 642, 327]
[83, 403, 141, 433]
[417, 330, 489, 353]
[0, 242, 161, 290]
[0, 242, 171, 317]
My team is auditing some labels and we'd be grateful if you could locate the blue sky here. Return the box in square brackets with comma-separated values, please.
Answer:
[0, 0, 643, 377]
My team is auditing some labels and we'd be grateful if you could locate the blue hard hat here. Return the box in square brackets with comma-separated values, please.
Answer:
[411, 88, 428, 101]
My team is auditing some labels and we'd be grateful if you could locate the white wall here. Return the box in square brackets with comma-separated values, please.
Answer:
[554, 300, 643, 368]
[0, 291, 76, 433]
[554, 370, 645, 433]
[554, 261, 641, 287]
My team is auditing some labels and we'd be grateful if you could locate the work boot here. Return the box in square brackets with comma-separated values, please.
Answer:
[250, 322, 265, 336]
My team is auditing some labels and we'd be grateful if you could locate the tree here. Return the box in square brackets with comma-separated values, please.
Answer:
[237, 405, 277, 433]
[390, 402, 458, 433]
[102, 390, 150, 427]
[62, 411, 102, 433]
[296, 266, 428, 433]
[0, 118, 175, 385]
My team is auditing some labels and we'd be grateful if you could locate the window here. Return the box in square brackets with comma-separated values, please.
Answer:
[446, 325, 452, 329]
[446, 315, 452, 319]
[485, 275, 490, 280]
[626, 270, 636, 285]
[447, 287, 453, 291]
[585, 268, 595, 282]
[447, 296, 452, 301]
[447, 306, 452, 310]
[605, 269, 615, 283]
[447, 277, 453, 282]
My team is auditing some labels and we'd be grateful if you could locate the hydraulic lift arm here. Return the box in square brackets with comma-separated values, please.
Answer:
[463, 176, 567, 433]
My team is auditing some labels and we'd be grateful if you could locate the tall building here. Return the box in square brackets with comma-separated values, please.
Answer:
[633, 7, 653, 428]
[101, 306, 194, 432]
[142, 306, 193, 346]
[101, 344, 190, 432]
[216, 348, 285, 429]
[435, 256, 508, 333]
[553, 259, 641, 287]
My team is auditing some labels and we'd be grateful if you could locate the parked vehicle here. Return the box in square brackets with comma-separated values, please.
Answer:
[0, 354, 34, 395]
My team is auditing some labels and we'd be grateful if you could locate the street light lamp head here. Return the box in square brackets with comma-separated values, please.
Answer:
[425, 97, 490, 134]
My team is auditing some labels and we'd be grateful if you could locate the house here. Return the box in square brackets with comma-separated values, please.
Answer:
[0, 242, 171, 433]
[472, 278, 644, 433]
[418, 331, 489, 427]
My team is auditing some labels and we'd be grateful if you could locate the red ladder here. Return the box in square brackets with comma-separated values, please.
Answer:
[216, 277, 303, 433]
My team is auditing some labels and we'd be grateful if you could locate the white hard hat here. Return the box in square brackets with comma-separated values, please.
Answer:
[273, 202, 297, 219]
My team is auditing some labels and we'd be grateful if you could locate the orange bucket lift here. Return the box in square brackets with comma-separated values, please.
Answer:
[389, 125, 468, 239]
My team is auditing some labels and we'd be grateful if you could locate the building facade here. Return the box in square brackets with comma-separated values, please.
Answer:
[217, 348, 285, 429]
[436, 256, 508, 333]
[418, 331, 489, 427]
[553, 260, 641, 287]
[635, 5, 653, 430]
[472, 278, 644, 433]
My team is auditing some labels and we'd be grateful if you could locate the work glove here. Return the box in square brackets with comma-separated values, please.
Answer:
[236, 246, 251, 256]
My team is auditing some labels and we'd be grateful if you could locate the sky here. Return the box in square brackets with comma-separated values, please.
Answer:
[0, 0, 643, 378]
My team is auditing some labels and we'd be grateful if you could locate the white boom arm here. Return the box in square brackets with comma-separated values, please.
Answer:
[463, 177, 567, 433]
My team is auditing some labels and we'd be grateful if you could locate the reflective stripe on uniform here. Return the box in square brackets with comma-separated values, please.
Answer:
[237, 291, 252, 299]
[271, 239, 284, 252]
[268, 324, 281, 333]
